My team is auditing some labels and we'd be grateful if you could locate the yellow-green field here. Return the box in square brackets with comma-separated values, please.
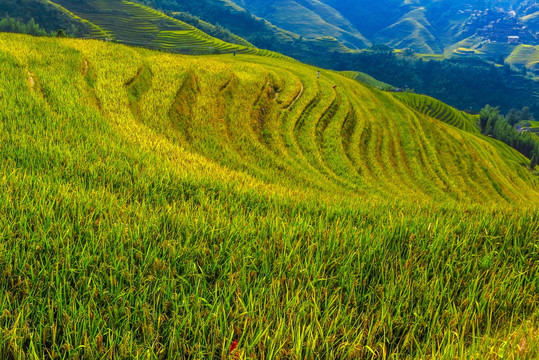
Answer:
[0, 33, 538, 359]
[506, 44, 539, 71]
[392, 92, 480, 134]
[445, 37, 516, 62]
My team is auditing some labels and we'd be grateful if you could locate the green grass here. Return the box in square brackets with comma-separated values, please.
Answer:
[411, 53, 446, 61]
[453, 47, 484, 55]
[0, 33, 538, 359]
[446, 36, 517, 63]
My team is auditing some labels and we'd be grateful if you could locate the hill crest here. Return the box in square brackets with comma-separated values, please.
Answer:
[2, 32, 536, 205]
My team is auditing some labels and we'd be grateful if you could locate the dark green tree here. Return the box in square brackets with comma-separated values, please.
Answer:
[478, 105, 539, 162]
[479, 105, 500, 135]
[531, 154, 538, 170]
[27, 18, 42, 36]
[520, 106, 535, 121]
[506, 108, 520, 126]
[370, 44, 393, 53]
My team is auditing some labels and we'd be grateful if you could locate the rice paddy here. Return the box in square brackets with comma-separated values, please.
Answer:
[506, 45, 539, 72]
[392, 92, 479, 134]
[0, 33, 538, 359]
[49, 0, 286, 57]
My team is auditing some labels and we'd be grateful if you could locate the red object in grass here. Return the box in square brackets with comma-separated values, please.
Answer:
[230, 339, 238, 353]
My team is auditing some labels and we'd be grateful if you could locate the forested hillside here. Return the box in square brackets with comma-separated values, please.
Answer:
[0, 0, 92, 36]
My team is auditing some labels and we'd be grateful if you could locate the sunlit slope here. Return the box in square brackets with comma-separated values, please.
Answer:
[506, 44, 539, 71]
[1, 33, 539, 359]
[340, 70, 394, 90]
[392, 92, 479, 134]
[50, 0, 283, 57]
[3, 34, 536, 204]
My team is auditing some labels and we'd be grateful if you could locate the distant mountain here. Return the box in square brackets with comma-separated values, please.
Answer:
[144, 0, 538, 64]
[141, 0, 360, 60]
[233, 0, 538, 54]
[231, 0, 370, 49]
[3, 0, 537, 56]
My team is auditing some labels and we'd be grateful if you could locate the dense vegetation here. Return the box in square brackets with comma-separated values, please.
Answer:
[507, 106, 536, 126]
[0, 33, 538, 359]
[0, 16, 49, 37]
[167, 11, 251, 47]
[327, 49, 539, 115]
[0, 0, 91, 36]
[479, 105, 539, 166]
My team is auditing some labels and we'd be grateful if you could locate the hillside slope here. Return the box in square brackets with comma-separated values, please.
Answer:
[232, 0, 370, 49]
[49, 0, 283, 56]
[0, 34, 538, 359]
[226, 0, 537, 57]
[0, 0, 94, 36]
[372, 8, 444, 54]
[507, 44, 539, 72]
[11, 30, 532, 203]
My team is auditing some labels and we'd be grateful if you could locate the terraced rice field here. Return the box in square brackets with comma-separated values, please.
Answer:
[46, 0, 111, 39]
[453, 47, 484, 56]
[506, 44, 539, 72]
[392, 92, 479, 134]
[340, 71, 394, 90]
[0, 33, 538, 359]
[50, 0, 286, 57]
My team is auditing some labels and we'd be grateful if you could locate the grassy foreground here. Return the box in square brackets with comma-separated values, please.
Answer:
[0, 33, 538, 359]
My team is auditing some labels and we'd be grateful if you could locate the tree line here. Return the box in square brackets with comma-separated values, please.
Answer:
[0, 17, 49, 37]
[325, 49, 539, 116]
[479, 105, 539, 170]
[0, 0, 90, 37]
